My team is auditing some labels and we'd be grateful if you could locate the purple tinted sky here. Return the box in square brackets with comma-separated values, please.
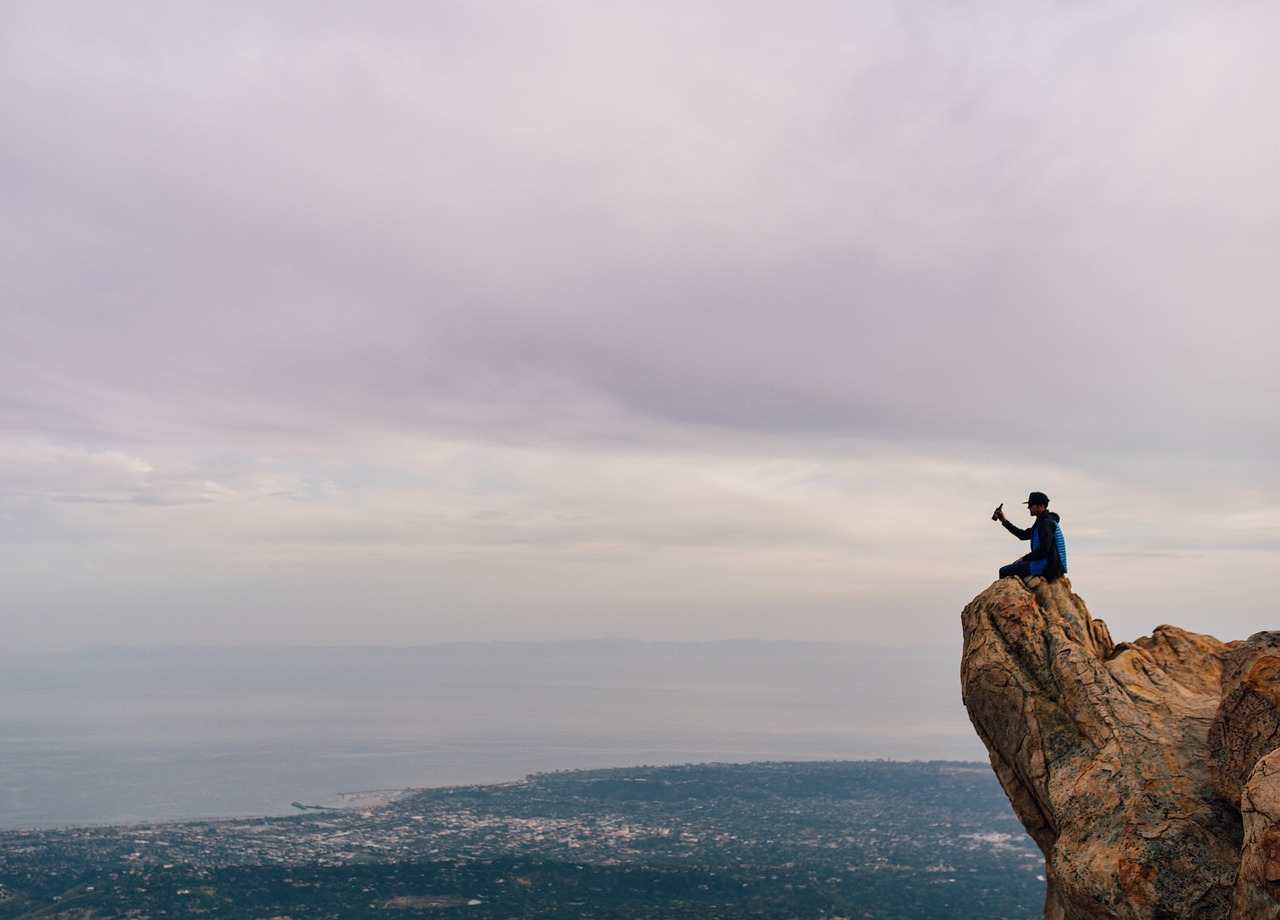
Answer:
[3, 2, 1277, 652]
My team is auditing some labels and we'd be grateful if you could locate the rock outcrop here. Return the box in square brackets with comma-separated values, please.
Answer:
[961, 576, 1280, 919]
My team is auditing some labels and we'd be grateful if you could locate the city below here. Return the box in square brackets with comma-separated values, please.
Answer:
[0, 760, 1044, 919]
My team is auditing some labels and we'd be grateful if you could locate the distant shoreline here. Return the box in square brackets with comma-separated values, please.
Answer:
[1, 643, 983, 830]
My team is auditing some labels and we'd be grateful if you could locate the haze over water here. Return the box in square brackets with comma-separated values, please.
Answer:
[0, 640, 981, 830]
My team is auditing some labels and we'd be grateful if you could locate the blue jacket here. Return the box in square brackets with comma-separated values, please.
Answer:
[1002, 511, 1067, 579]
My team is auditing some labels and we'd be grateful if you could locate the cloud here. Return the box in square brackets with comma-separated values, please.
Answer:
[1, 1, 1278, 650]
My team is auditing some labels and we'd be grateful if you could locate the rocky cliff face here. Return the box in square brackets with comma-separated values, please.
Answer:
[961, 576, 1280, 920]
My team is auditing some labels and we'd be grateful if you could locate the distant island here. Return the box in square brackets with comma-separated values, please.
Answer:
[0, 761, 1043, 919]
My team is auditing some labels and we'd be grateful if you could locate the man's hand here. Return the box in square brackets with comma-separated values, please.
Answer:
[992, 504, 1006, 523]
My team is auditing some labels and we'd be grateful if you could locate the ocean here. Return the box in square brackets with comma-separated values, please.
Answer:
[0, 640, 984, 829]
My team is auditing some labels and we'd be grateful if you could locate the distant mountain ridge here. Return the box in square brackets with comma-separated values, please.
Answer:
[10, 637, 957, 659]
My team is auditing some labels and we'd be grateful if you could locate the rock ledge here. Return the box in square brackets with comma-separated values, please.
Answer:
[961, 576, 1280, 919]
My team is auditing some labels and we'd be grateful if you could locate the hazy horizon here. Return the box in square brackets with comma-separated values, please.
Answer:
[0, 639, 982, 829]
[1, 635, 966, 656]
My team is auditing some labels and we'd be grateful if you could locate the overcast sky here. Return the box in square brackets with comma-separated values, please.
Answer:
[3, 1, 1277, 653]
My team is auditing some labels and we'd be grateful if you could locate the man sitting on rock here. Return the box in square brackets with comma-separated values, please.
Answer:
[993, 491, 1067, 581]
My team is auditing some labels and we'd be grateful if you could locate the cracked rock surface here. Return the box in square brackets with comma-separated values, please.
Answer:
[961, 577, 1280, 919]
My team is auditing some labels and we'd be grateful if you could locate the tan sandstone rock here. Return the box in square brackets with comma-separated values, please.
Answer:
[1232, 749, 1280, 919]
[1210, 633, 1280, 920]
[1210, 633, 1280, 811]
[961, 576, 1245, 919]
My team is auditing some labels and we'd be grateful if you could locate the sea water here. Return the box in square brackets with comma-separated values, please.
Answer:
[0, 641, 984, 829]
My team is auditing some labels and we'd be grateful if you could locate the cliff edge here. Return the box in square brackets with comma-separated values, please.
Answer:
[961, 576, 1280, 919]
